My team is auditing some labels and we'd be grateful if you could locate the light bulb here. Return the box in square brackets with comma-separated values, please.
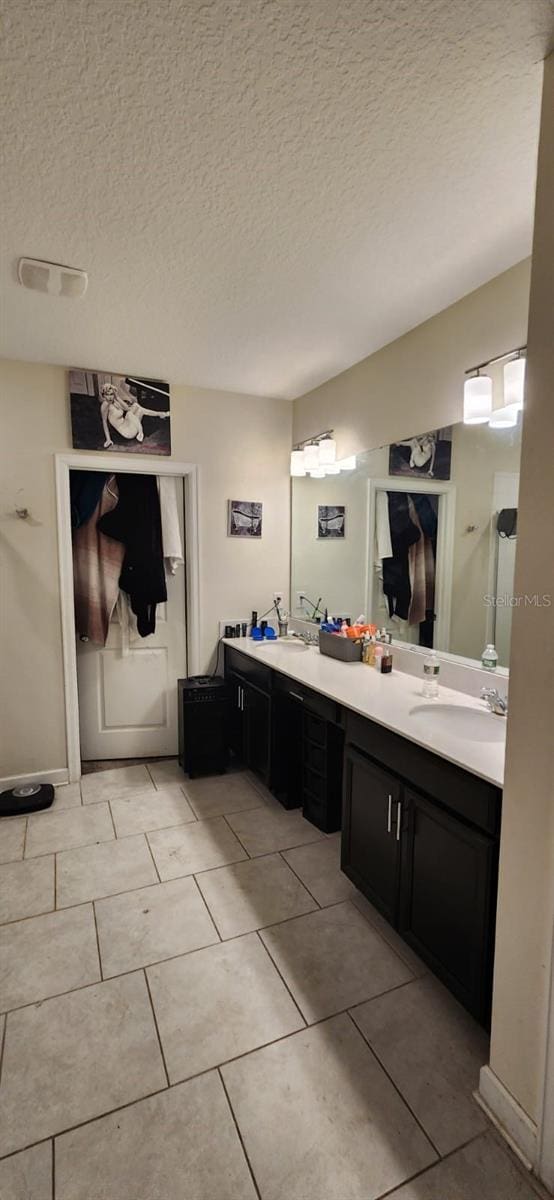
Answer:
[464, 375, 492, 424]
[303, 442, 320, 470]
[503, 357, 525, 410]
[489, 403, 519, 429]
[318, 436, 336, 465]
[309, 467, 325, 478]
[290, 450, 306, 476]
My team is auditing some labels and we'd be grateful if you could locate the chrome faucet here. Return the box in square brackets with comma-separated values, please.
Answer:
[481, 687, 508, 716]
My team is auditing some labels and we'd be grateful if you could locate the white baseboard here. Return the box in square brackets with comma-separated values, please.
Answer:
[477, 1065, 537, 1170]
[0, 767, 69, 792]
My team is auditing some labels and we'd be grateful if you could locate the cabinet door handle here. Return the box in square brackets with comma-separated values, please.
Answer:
[396, 800, 402, 841]
[237, 686, 241, 710]
[289, 691, 304, 703]
[387, 794, 392, 834]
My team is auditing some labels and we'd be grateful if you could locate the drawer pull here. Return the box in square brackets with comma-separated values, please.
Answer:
[387, 794, 392, 834]
[396, 800, 402, 841]
[289, 691, 304, 703]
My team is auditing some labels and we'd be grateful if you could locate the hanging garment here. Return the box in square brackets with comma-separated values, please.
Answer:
[70, 471, 109, 529]
[375, 490, 393, 565]
[382, 492, 420, 620]
[407, 499, 427, 626]
[97, 474, 167, 637]
[159, 475, 184, 575]
[73, 477, 125, 645]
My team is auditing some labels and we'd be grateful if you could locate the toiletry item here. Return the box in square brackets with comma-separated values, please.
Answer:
[340, 620, 348, 637]
[260, 619, 267, 636]
[278, 619, 288, 637]
[379, 647, 393, 673]
[251, 626, 263, 641]
[241, 622, 248, 637]
[422, 651, 440, 697]
[355, 614, 366, 626]
[225, 625, 233, 638]
[235, 623, 241, 637]
[363, 635, 376, 667]
[481, 643, 498, 671]
[251, 610, 258, 629]
[264, 625, 277, 640]
[374, 643, 384, 667]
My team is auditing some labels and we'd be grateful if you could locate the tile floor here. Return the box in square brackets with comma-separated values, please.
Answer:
[0, 761, 544, 1199]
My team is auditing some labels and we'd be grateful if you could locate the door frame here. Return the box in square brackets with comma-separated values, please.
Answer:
[366, 476, 456, 651]
[55, 452, 201, 782]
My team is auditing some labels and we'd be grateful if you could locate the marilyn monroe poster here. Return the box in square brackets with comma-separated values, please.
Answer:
[69, 369, 171, 455]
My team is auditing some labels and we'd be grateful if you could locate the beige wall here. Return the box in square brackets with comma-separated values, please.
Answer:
[293, 259, 531, 458]
[0, 360, 291, 778]
[487, 53, 554, 1131]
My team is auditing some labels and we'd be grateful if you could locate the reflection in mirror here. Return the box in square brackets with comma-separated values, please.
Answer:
[291, 419, 521, 668]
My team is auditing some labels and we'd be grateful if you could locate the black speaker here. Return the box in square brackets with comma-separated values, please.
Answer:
[177, 676, 230, 778]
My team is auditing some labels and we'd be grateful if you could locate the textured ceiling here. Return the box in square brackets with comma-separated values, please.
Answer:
[1, 1, 552, 399]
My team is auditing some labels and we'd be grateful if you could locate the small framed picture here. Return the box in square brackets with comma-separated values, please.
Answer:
[318, 505, 345, 538]
[228, 500, 263, 538]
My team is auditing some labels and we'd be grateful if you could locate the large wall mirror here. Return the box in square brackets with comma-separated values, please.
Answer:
[291, 419, 521, 669]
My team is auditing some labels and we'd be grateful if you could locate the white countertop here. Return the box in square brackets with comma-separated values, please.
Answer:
[223, 637, 505, 788]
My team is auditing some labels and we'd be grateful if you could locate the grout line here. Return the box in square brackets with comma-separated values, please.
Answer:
[144, 832, 162, 884]
[91, 901, 104, 982]
[142, 968, 170, 1089]
[217, 1067, 262, 1200]
[345, 1009, 441, 1160]
[277, 849, 322, 908]
[374, 1131, 490, 1200]
[106, 800, 118, 840]
[190, 874, 222, 941]
[54, 851, 58, 912]
[51, 1137, 55, 1200]
[21, 816, 29, 859]
[0, 1008, 7, 1087]
[254, 930, 307, 1026]
[221, 813, 252, 858]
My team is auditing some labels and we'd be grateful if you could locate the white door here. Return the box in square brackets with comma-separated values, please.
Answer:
[77, 477, 186, 761]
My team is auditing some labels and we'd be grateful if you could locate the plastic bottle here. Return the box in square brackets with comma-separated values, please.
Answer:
[422, 651, 440, 698]
[481, 643, 498, 672]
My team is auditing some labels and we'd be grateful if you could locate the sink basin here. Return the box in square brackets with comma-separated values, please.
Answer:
[409, 703, 505, 743]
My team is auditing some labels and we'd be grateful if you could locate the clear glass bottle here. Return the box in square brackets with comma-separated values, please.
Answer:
[422, 651, 440, 698]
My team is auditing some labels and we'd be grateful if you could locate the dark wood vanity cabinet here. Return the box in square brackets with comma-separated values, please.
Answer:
[342, 748, 402, 924]
[224, 650, 272, 785]
[342, 714, 501, 1026]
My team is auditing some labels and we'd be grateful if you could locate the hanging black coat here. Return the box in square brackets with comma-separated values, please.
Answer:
[382, 492, 421, 621]
[97, 474, 167, 637]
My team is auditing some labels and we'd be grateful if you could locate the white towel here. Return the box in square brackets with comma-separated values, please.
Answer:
[375, 490, 393, 564]
[159, 476, 184, 575]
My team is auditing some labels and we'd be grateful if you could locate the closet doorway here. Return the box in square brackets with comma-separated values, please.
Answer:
[74, 472, 186, 763]
[56, 454, 200, 783]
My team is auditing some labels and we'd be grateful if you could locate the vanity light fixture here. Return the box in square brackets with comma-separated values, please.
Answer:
[464, 345, 527, 427]
[463, 373, 493, 425]
[503, 354, 526, 410]
[290, 430, 341, 476]
[318, 435, 337, 465]
[303, 442, 320, 470]
[338, 455, 357, 470]
[290, 449, 306, 476]
[489, 403, 519, 430]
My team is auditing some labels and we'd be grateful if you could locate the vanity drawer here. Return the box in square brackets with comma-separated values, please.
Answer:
[224, 646, 272, 693]
[304, 739, 326, 774]
[273, 672, 340, 725]
[345, 712, 501, 836]
[303, 711, 327, 747]
[303, 766, 326, 802]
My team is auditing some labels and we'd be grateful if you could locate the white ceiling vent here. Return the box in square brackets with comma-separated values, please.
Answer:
[17, 258, 88, 298]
